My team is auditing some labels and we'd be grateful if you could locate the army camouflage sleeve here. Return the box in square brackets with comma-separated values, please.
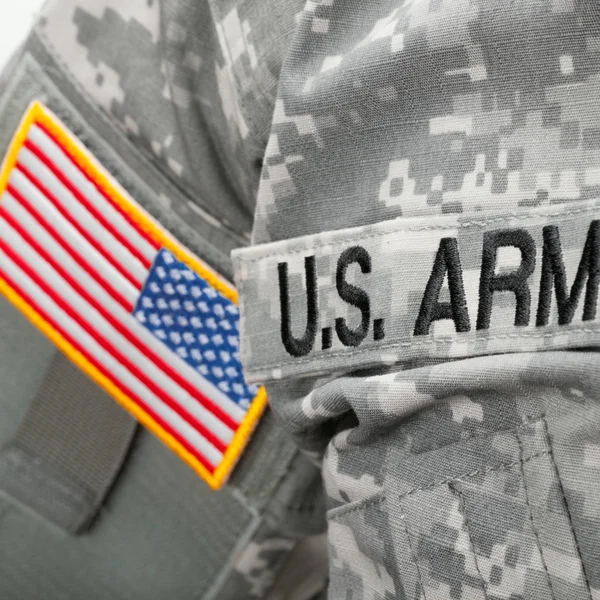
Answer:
[232, 0, 600, 599]
[0, 0, 600, 599]
[0, 1, 330, 599]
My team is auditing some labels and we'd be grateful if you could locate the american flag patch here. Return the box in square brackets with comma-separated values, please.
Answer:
[0, 102, 267, 489]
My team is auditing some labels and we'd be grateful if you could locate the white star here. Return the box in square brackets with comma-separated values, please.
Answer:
[197, 364, 209, 376]
[182, 270, 195, 281]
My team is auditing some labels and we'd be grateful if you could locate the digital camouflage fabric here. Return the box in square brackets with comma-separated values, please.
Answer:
[238, 0, 600, 597]
[0, 0, 597, 598]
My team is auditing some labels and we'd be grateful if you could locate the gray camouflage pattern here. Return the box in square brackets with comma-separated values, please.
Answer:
[36, 0, 303, 237]
[253, 0, 600, 245]
[242, 0, 600, 598]
[288, 352, 600, 599]
[7, 0, 600, 598]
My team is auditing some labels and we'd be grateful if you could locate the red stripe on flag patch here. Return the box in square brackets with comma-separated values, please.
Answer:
[36, 120, 161, 252]
[0, 102, 267, 490]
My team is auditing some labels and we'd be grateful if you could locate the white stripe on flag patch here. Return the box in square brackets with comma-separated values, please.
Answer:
[0, 101, 266, 489]
[2, 192, 245, 424]
[15, 148, 149, 287]
[0, 218, 236, 449]
[28, 124, 157, 263]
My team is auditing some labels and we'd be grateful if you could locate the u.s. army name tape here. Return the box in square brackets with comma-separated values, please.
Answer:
[234, 199, 600, 382]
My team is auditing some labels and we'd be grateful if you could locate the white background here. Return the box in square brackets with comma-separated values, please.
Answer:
[0, 1, 46, 68]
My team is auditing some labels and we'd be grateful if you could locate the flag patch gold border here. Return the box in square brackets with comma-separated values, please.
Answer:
[0, 101, 267, 490]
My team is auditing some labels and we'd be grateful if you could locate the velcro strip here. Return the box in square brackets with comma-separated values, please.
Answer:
[0, 353, 137, 533]
[233, 199, 600, 382]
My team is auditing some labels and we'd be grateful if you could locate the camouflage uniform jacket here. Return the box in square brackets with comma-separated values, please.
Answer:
[0, 0, 599, 599]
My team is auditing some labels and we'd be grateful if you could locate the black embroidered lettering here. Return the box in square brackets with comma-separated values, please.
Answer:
[278, 256, 318, 357]
[477, 229, 536, 330]
[322, 326, 332, 350]
[536, 221, 600, 326]
[335, 246, 372, 347]
[414, 237, 470, 336]
[373, 318, 385, 341]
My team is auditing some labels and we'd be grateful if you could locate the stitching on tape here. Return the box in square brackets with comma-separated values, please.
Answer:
[248, 326, 600, 371]
[239, 201, 600, 264]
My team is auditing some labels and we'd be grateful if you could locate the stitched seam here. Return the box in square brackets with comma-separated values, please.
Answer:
[328, 417, 544, 521]
[34, 27, 247, 240]
[328, 451, 551, 522]
[247, 327, 600, 370]
[239, 200, 600, 263]
[543, 418, 593, 598]
[516, 431, 557, 600]
[398, 450, 550, 501]
[327, 493, 385, 520]
[404, 414, 543, 447]
[399, 510, 427, 600]
[448, 482, 489, 599]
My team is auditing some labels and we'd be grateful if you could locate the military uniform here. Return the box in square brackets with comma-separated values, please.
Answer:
[0, 0, 599, 599]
